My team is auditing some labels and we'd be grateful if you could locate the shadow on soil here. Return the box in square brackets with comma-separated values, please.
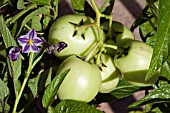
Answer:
[108, 95, 143, 113]
[120, 0, 143, 18]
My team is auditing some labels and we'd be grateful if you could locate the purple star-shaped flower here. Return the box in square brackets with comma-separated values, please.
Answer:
[53, 42, 67, 52]
[8, 47, 21, 61]
[17, 29, 43, 53]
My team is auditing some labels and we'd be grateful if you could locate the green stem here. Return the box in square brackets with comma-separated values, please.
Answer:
[84, 0, 114, 63]
[84, 41, 101, 62]
[103, 43, 118, 50]
[12, 53, 34, 113]
[10, 4, 37, 24]
[90, 0, 102, 41]
[95, 47, 103, 66]
[107, 15, 113, 38]
[24, 24, 32, 30]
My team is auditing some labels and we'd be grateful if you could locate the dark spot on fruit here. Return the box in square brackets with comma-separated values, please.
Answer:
[102, 63, 107, 67]
[72, 30, 77, 37]
[81, 33, 85, 40]
[69, 22, 77, 27]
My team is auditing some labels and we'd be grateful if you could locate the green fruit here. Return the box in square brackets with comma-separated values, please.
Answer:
[102, 21, 134, 46]
[114, 41, 159, 86]
[48, 14, 105, 59]
[99, 53, 120, 93]
[56, 56, 101, 102]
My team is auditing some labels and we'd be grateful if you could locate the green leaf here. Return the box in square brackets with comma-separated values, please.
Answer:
[0, 78, 9, 101]
[139, 16, 156, 43]
[100, 0, 115, 15]
[13, 79, 21, 97]
[71, 0, 86, 12]
[0, 16, 17, 47]
[28, 73, 40, 98]
[110, 80, 140, 99]
[0, 16, 22, 96]
[31, 15, 42, 31]
[158, 80, 169, 88]
[129, 85, 170, 108]
[28, 0, 51, 5]
[17, 6, 49, 36]
[9, 4, 37, 25]
[17, 0, 26, 9]
[146, 0, 170, 80]
[47, 106, 57, 113]
[51, 0, 58, 19]
[42, 69, 70, 108]
[147, 0, 159, 19]
[38, 67, 53, 93]
[43, 16, 51, 28]
[0, 61, 7, 77]
[55, 100, 103, 113]
[131, 6, 155, 32]
[160, 58, 170, 81]
[100, 0, 110, 12]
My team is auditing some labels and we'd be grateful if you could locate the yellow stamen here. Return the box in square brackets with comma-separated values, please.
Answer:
[29, 39, 33, 45]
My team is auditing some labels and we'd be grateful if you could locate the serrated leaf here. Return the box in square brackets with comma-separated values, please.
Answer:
[55, 100, 103, 113]
[129, 85, 170, 108]
[71, 0, 86, 12]
[42, 69, 70, 108]
[146, 0, 170, 80]
[28, 0, 51, 5]
[110, 79, 140, 99]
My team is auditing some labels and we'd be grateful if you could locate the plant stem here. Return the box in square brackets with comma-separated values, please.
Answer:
[12, 53, 34, 113]
[103, 43, 118, 50]
[85, 0, 115, 64]
[84, 41, 101, 62]
[10, 3, 37, 24]
[90, 0, 102, 41]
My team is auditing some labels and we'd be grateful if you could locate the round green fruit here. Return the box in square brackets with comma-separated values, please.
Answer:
[114, 41, 159, 86]
[102, 21, 134, 47]
[48, 14, 105, 59]
[56, 56, 101, 102]
[99, 53, 120, 93]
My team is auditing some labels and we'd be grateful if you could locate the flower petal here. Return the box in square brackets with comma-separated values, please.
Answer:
[22, 44, 39, 53]
[17, 35, 29, 47]
[27, 29, 36, 39]
[54, 42, 67, 52]
[8, 47, 21, 61]
[33, 37, 43, 46]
